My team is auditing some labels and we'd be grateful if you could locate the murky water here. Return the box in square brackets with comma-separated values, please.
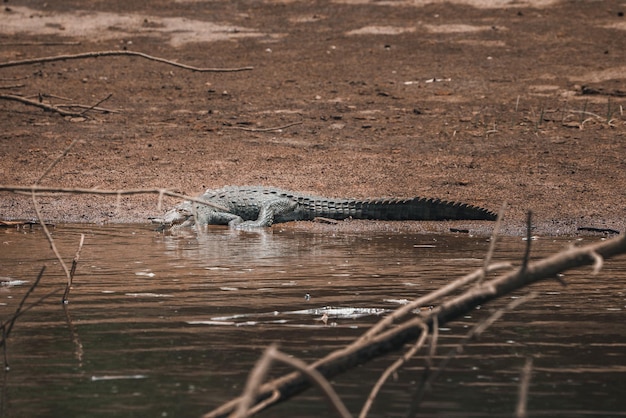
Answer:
[0, 224, 624, 417]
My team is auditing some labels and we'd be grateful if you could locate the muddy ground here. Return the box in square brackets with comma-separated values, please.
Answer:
[1, 0, 625, 236]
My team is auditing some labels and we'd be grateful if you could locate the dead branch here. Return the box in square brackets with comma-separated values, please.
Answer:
[358, 321, 429, 418]
[235, 345, 352, 418]
[203, 233, 626, 418]
[0, 94, 86, 117]
[63, 233, 85, 303]
[480, 201, 507, 283]
[32, 190, 71, 280]
[36, 139, 80, 185]
[0, 50, 254, 72]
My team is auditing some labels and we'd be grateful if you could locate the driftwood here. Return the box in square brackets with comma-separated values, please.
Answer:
[203, 232, 626, 418]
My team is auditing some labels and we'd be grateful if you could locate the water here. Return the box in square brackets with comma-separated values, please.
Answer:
[0, 224, 625, 417]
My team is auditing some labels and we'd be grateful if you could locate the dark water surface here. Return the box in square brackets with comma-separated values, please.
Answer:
[0, 224, 624, 417]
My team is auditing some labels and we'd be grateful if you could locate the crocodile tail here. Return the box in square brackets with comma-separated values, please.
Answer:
[301, 197, 497, 221]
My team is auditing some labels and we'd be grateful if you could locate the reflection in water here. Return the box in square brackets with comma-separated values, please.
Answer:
[0, 224, 624, 417]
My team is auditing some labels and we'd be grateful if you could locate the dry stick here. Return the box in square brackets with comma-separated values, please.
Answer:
[0, 94, 85, 117]
[235, 345, 352, 418]
[233, 345, 276, 418]
[35, 139, 80, 185]
[78, 93, 113, 116]
[269, 348, 352, 418]
[408, 292, 537, 416]
[31, 191, 71, 280]
[515, 357, 533, 418]
[63, 233, 85, 303]
[202, 233, 626, 418]
[358, 321, 429, 418]
[0, 50, 254, 72]
[0, 185, 230, 212]
[56, 103, 119, 114]
[226, 121, 303, 132]
[480, 201, 507, 284]
[521, 211, 533, 272]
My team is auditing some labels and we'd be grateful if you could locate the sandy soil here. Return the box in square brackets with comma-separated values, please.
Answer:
[1, 0, 625, 236]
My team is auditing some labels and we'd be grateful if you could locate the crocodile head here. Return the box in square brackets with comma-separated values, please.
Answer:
[150, 201, 195, 229]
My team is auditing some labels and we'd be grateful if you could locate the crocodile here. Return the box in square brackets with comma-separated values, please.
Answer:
[150, 186, 497, 230]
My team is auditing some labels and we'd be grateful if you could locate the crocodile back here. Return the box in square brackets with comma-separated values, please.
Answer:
[292, 196, 497, 221]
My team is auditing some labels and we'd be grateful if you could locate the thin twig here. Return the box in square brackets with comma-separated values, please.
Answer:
[233, 345, 276, 418]
[226, 121, 303, 132]
[358, 322, 429, 418]
[515, 357, 533, 418]
[63, 233, 85, 304]
[35, 139, 80, 185]
[480, 201, 507, 283]
[234, 345, 352, 418]
[0, 41, 81, 46]
[270, 348, 352, 418]
[0, 50, 254, 72]
[79, 93, 113, 116]
[31, 191, 71, 280]
[520, 211, 533, 273]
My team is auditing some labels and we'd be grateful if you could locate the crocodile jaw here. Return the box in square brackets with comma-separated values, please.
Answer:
[150, 202, 194, 227]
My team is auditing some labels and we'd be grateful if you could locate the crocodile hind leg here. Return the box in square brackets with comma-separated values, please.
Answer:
[233, 198, 298, 229]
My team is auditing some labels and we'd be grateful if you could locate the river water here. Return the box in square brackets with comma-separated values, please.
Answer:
[0, 224, 624, 417]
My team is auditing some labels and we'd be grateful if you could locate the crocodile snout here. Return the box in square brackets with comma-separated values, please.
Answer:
[150, 202, 194, 227]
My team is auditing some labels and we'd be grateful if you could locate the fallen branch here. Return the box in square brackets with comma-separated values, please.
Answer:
[0, 50, 254, 72]
[0, 94, 85, 117]
[203, 232, 626, 418]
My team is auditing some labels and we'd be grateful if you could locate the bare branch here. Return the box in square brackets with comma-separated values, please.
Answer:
[203, 233, 626, 418]
[35, 139, 80, 185]
[358, 321, 429, 418]
[63, 233, 85, 304]
[0, 50, 253, 72]
[31, 191, 71, 280]
[233, 345, 352, 418]
[0, 94, 86, 117]
[480, 201, 507, 283]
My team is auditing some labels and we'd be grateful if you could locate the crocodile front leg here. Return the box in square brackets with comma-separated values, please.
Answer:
[193, 204, 244, 227]
[234, 198, 297, 229]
